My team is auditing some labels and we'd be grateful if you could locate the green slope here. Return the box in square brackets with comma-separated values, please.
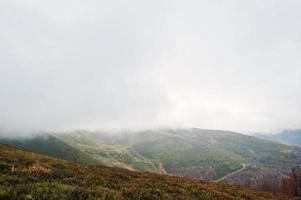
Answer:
[56, 131, 164, 173]
[55, 128, 301, 188]
[0, 133, 98, 164]
[0, 144, 292, 200]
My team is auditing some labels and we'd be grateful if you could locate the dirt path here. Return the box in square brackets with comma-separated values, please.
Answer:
[157, 162, 167, 174]
[214, 163, 248, 182]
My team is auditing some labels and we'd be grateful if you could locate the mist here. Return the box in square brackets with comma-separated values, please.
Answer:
[1, 0, 301, 134]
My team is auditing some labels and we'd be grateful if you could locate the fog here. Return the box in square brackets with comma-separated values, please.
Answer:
[1, 0, 301, 134]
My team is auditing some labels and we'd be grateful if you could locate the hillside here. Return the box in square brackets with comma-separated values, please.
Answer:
[0, 144, 292, 200]
[2, 128, 301, 189]
[54, 128, 301, 188]
[0, 134, 98, 164]
[56, 130, 166, 173]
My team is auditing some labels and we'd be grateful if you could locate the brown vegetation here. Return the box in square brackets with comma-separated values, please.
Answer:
[0, 144, 294, 200]
[281, 169, 301, 197]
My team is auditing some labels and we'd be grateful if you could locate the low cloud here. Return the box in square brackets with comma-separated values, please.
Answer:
[0, 0, 301, 134]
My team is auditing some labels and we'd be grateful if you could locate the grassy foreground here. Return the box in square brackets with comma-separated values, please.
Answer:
[0, 144, 293, 200]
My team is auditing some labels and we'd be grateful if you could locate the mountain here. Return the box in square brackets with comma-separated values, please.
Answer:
[56, 130, 166, 173]
[0, 133, 98, 164]
[0, 143, 292, 200]
[2, 128, 301, 189]
[54, 128, 301, 188]
[255, 129, 301, 146]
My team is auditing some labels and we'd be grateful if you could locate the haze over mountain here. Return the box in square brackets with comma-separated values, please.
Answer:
[2, 128, 301, 190]
[2, 1, 301, 199]
[255, 129, 301, 147]
[1, 0, 301, 134]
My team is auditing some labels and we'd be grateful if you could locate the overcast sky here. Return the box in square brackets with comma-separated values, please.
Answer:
[0, 0, 301, 134]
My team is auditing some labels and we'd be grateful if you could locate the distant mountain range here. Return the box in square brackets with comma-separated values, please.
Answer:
[255, 129, 301, 146]
[1, 128, 301, 189]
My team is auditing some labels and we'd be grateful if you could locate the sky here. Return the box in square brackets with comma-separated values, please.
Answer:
[0, 0, 301, 134]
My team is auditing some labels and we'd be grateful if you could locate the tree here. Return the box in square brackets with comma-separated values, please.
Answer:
[281, 168, 301, 196]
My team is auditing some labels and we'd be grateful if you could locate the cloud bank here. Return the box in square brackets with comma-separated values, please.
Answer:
[0, 0, 301, 133]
